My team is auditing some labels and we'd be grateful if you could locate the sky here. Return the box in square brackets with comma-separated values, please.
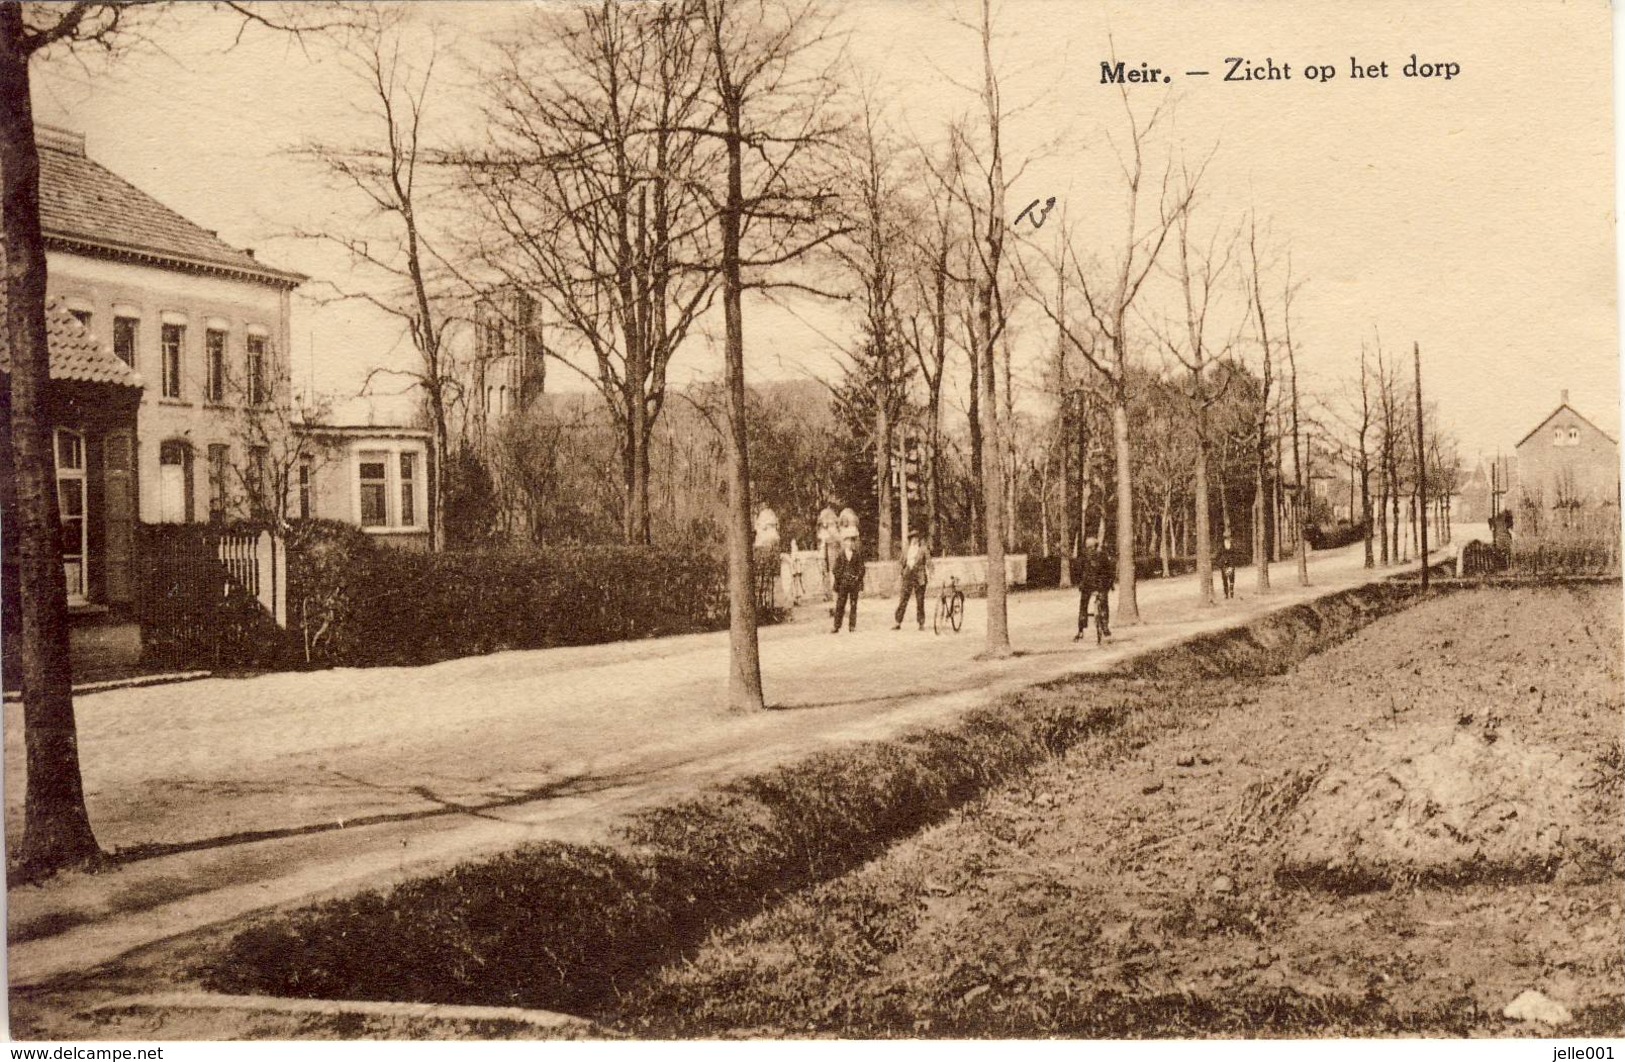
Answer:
[28, 0, 1619, 464]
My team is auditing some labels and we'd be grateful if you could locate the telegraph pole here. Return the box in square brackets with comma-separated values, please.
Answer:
[1414, 342, 1429, 590]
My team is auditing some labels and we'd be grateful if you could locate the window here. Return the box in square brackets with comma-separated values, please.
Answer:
[248, 445, 270, 516]
[208, 444, 231, 521]
[205, 330, 227, 403]
[113, 316, 138, 368]
[359, 454, 388, 527]
[246, 334, 268, 406]
[55, 429, 87, 603]
[298, 458, 314, 520]
[159, 439, 192, 523]
[1568, 427, 1581, 445]
[161, 323, 184, 398]
[399, 452, 417, 527]
[68, 308, 92, 330]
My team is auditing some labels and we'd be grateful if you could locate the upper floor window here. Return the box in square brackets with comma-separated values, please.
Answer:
[246, 333, 268, 406]
[1567, 427, 1581, 445]
[113, 316, 138, 369]
[68, 307, 92, 330]
[161, 323, 185, 399]
[206, 329, 227, 403]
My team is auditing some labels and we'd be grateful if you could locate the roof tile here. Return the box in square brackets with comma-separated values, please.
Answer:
[38, 140, 303, 286]
[0, 301, 144, 390]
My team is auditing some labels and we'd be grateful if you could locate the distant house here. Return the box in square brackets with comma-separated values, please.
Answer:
[1513, 390, 1619, 532]
[2, 304, 144, 683]
[37, 124, 306, 526]
[294, 423, 434, 551]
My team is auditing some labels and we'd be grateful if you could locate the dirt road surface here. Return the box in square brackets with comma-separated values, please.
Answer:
[7, 542, 1431, 990]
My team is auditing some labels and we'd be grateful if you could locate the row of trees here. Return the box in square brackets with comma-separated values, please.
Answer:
[4, 0, 1463, 877]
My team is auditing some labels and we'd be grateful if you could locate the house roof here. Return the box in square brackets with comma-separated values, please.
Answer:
[0, 302, 143, 390]
[38, 130, 305, 289]
[1514, 403, 1619, 449]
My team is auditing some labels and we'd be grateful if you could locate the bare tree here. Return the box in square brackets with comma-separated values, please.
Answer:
[1242, 214, 1277, 593]
[1025, 91, 1194, 625]
[829, 78, 914, 560]
[458, 1, 719, 545]
[1280, 258, 1309, 586]
[696, 0, 845, 710]
[897, 134, 967, 551]
[1153, 166, 1236, 605]
[294, 8, 458, 551]
[955, 0, 1014, 655]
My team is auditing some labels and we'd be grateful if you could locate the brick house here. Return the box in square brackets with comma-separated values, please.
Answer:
[1513, 390, 1619, 533]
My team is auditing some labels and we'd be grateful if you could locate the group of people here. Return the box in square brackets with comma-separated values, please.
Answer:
[809, 501, 1249, 641]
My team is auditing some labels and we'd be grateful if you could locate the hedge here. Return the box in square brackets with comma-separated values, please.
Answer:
[288, 523, 732, 668]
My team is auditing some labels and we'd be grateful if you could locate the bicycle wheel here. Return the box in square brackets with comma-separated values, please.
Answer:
[933, 596, 946, 635]
[948, 590, 965, 632]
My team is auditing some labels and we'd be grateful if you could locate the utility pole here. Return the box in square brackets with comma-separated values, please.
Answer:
[1414, 341, 1429, 590]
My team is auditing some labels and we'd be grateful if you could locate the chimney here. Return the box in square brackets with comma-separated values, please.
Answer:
[35, 124, 86, 157]
[1561, 389, 1570, 407]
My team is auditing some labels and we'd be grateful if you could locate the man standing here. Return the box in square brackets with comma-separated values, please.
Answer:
[1075, 535, 1114, 642]
[892, 529, 931, 630]
[831, 534, 865, 633]
[1216, 535, 1239, 600]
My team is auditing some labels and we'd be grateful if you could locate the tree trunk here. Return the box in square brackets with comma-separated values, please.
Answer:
[967, 321, 983, 555]
[926, 388, 941, 550]
[1159, 491, 1171, 578]
[1111, 397, 1140, 622]
[718, 79, 762, 712]
[1254, 467, 1271, 593]
[1194, 434, 1214, 605]
[976, 289, 1009, 654]
[1057, 391, 1071, 588]
[2, 14, 101, 876]
[876, 396, 892, 561]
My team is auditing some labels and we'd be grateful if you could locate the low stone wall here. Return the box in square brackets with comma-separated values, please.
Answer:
[776, 550, 1027, 603]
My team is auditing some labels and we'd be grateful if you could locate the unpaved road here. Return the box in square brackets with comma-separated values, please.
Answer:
[609, 583, 1624, 1037]
[8, 543, 1415, 990]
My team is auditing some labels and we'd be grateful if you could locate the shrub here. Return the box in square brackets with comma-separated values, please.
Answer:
[287, 535, 731, 668]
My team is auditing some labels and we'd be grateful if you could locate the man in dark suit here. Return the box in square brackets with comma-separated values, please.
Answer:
[1216, 536, 1240, 599]
[1075, 535, 1114, 642]
[831, 535, 865, 633]
[892, 529, 931, 630]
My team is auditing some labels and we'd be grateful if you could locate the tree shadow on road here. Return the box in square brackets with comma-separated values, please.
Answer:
[104, 770, 644, 868]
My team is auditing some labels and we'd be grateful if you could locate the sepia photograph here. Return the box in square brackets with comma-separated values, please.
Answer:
[1, 0, 1620, 1047]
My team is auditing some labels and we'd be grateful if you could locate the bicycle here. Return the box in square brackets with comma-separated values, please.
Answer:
[933, 575, 965, 634]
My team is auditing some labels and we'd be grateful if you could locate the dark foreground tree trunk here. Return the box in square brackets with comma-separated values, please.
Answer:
[1, 8, 101, 877]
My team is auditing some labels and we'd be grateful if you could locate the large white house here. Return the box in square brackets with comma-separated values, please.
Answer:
[37, 124, 306, 527]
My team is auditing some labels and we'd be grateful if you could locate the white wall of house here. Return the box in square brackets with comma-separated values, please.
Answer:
[303, 431, 433, 550]
[46, 249, 293, 525]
